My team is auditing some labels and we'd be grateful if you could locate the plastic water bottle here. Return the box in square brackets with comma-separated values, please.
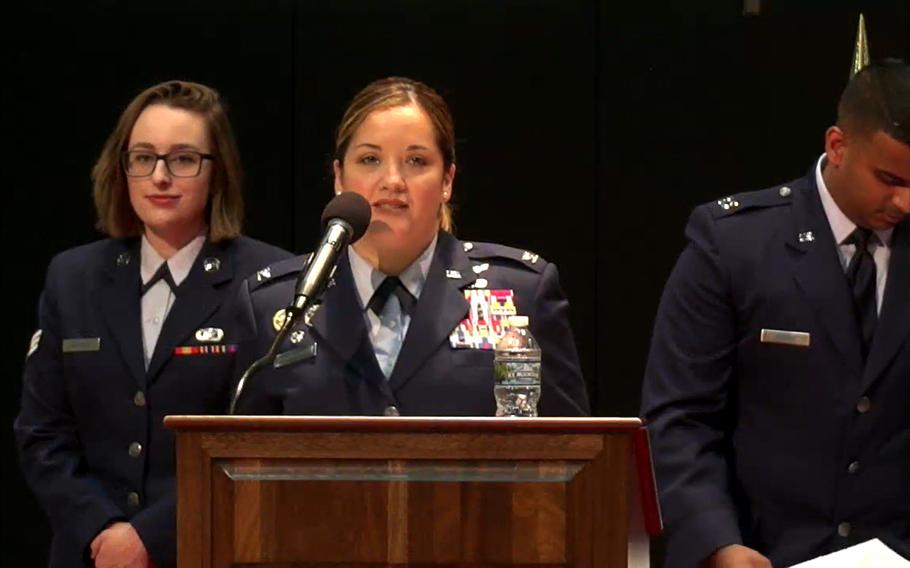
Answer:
[493, 315, 541, 417]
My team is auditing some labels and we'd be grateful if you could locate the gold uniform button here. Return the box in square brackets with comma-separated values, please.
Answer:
[127, 492, 141, 506]
[129, 442, 143, 458]
[847, 461, 860, 475]
[383, 406, 400, 417]
[837, 522, 852, 538]
[856, 397, 871, 413]
[133, 391, 146, 407]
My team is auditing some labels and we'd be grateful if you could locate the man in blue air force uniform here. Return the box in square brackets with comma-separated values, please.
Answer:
[232, 231, 590, 417]
[641, 60, 910, 567]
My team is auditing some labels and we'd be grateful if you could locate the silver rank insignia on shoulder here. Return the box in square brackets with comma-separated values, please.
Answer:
[273, 308, 288, 332]
[203, 257, 221, 273]
[472, 263, 490, 274]
[779, 186, 792, 197]
[116, 252, 131, 267]
[256, 267, 271, 281]
[446, 269, 462, 279]
[473, 278, 488, 289]
[463, 242, 474, 252]
[798, 231, 815, 243]
[290, 329, 306, 344]
[195, 327, 224, 343]
[521, 251, 539, 264]
[717, 196, 740, 210]
[27, 329, 42, 359]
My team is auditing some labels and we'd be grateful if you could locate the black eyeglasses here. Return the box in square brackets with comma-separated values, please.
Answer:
[121, 150, 215, 178]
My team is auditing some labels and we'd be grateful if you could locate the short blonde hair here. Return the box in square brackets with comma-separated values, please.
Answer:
[335, 77, 457, 232]
[92, 80, 244, 241]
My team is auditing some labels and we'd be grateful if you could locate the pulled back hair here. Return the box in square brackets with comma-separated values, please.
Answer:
[334, 77, 457, 232]
[837, 59, 910, 146]
[92, 80, 244, 241]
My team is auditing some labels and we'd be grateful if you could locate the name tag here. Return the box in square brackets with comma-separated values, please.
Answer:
[274, 344, 318, 369]
[62, 337, 101, 353]
[760, 329, 810, 347]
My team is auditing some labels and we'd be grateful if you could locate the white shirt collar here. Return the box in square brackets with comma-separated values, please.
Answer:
[140, 232, 207, 286]
[815, 154, 892, 247]
[348, 234, 438, 311]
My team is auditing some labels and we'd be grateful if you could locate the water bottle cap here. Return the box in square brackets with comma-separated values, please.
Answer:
[509, 315, 529, 327]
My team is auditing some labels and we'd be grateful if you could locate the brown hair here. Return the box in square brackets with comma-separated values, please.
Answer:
[92, 80, 244, 241]
[334, 77, 457, 232]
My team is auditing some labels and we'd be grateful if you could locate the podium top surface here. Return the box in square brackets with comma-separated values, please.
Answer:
[164, 415, 643, 434]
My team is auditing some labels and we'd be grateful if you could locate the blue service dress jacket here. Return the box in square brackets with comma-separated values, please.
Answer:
[232, 231, 590, 417]
[15, 236, 291, 568]
[641, 170, 910, 567]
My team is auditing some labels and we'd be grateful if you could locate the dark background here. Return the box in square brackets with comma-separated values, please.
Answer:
[1, 0, 907, 564]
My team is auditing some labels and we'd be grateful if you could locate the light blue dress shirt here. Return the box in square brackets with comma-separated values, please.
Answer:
[348, 235, 437, 377]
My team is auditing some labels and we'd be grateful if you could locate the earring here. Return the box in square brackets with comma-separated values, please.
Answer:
[443, 192, 449, 198]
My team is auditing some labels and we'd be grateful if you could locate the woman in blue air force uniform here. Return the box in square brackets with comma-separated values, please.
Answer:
[233, 77, 590, 417]
[14, 81, 290, 568]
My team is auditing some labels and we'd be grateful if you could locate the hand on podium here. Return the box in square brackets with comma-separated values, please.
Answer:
[90, 522, 151, 568]
[705, 544, 774, 568]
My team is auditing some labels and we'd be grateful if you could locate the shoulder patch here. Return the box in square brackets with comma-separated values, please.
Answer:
[247, 253, 311, 292]
[463, 241, 546, 273]
[710, 185, 793, 219]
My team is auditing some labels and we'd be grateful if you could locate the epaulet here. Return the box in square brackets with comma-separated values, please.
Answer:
[460, 241, 546, 273]
[710, 183, 795, 219]
[246, 253, 310, 292]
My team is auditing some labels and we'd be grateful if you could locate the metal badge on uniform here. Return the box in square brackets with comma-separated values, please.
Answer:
[194, 327, 224, 343]
[472, 278, 488, 289]
[202, 257, 221, 273]
[521, 251, 539, 264]
[472, 263, 489, 274]
[449, 289, 517, 350]
[273, 308, 288, 332]
[798, 231, 815, 243]
[62, 337, 101, 353]
[290, 329, 306, 344]
[256, 267, 272, 282]
[760, 328, 811, 348]
[446, 269, 462, 279]
[27, 330, 42, 359]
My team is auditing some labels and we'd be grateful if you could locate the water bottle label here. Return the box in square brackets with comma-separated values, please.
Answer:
[494, 359, 541, 385]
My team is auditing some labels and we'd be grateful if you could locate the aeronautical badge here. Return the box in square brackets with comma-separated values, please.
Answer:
[27, 330, 42, 359]
[521, 251, 539, 264]
[273, 308, 288, 332]
[472, 263, 490, 274]
[194, 327, 224, 343]
[449, 289, 518, 349]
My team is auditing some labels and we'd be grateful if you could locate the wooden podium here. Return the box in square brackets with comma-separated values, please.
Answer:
[165, 416, 662, 567]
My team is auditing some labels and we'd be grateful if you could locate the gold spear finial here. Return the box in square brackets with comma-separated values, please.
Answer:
[850, 13, 870, 78]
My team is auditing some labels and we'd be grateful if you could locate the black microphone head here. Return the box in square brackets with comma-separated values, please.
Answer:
[321, 192, 372, 243]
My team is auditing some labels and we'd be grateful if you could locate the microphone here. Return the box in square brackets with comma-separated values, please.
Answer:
[291, 192, 371, 312]
[229, 192, 370, 414]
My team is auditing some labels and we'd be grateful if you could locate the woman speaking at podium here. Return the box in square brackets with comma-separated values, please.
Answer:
[233, 77, 589, 418]
[14, 80, 290, 568]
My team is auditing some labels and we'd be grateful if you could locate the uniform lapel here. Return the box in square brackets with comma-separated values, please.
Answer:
[309, 250, 380, 383]
[862, 219, 910, 388]
[98, 239, 146, 388]
[146, 240, 233, 382]
[787, 174, 865, 378]
[388, 232, 476, 392]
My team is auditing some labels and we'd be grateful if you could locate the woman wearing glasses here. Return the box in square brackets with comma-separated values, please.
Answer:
[233, 77, 589, 418]
[15, 80, 290, 568]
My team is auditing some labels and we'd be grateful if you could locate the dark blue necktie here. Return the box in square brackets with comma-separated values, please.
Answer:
[141, 262, 178, 296]
[367, 277, 416, 316]
[845, 228, 877, 359]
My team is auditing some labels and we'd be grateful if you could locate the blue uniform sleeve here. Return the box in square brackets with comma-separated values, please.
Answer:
[531, 262, 591, 416]
[14, 259, 124, 558]
[640, 205, 743, 566]
[131, 491, 175, 567]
